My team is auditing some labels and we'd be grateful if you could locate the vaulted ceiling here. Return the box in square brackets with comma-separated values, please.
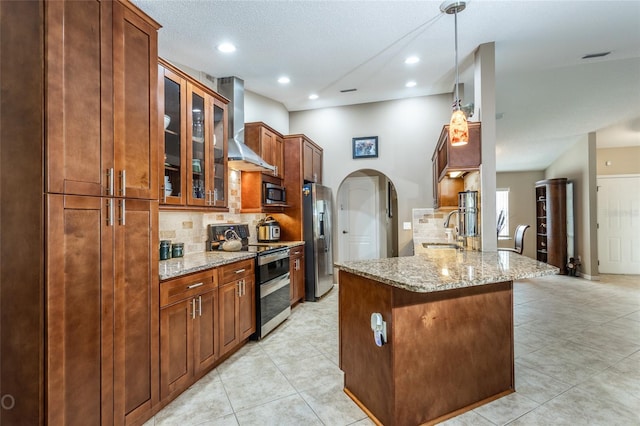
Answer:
[133, 0, 640, 171]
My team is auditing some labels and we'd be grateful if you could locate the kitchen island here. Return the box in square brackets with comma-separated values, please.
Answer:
[336, 250, 558, 426]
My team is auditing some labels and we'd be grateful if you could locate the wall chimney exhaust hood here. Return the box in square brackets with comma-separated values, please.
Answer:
[217, 76, 275, 173]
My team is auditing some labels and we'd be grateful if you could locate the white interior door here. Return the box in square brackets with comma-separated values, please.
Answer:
[597, 175, 640, 274]
[338, 176, 380, 261]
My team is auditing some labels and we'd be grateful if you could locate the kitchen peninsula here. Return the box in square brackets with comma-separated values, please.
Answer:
[336, 250, 558, 426]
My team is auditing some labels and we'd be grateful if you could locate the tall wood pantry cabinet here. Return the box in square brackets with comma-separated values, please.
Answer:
[274, 134, 324, 241]
[536, 178, 568, 274]
[0, 1, 160, 424]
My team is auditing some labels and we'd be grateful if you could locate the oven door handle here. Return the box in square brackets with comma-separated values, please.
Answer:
[260, 272, 290, 298]
[258, 249, 290, 266]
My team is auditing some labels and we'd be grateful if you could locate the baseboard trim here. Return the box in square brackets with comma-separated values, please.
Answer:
[577, 272, 599, 281]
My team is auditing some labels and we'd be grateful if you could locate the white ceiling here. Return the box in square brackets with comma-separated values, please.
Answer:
[132, 0, 640, 172]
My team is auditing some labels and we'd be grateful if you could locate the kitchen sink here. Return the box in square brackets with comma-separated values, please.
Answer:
[422, 243, 461, 250]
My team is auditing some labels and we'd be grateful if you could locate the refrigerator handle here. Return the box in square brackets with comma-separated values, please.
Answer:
[319, 211, 325, 238]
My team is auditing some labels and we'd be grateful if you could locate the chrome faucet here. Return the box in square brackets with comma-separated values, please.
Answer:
[443, 210, 459, 228]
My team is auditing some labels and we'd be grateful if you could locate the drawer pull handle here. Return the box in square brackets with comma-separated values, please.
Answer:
[234, 268, 246, 274]
[187, 282, 204, 289]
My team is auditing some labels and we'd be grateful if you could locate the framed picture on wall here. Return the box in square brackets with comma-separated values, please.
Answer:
[352, 136, 378, 159]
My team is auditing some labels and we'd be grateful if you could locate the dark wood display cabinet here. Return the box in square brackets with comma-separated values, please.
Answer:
[159, 59, 229, 210]
[536, 178, 568, 274]
[1, 1, 160, 425]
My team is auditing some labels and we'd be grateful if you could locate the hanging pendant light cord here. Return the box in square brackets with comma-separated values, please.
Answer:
[454, 9, 460, 111]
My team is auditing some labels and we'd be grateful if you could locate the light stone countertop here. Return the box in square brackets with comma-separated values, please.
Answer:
[335, 250, 559, 293]
[159, 241, 305, 281]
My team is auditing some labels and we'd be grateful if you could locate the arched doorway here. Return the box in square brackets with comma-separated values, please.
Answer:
[336, 169, 398, 262]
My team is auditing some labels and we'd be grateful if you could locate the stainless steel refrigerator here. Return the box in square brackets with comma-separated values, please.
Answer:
[303, 183, 334, 301]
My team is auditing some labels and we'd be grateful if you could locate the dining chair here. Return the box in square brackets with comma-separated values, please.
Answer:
[498, 224, 530, 254]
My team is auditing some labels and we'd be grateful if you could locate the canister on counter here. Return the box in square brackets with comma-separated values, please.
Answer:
[160, 240, 171, 260]
[171, 242, 184, 258]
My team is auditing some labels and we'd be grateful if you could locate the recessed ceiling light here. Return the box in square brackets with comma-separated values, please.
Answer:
[277, 76, 290, 84]
[405, 80, 417, 88]
[308, 94, 319, 100]
[405, 56, 420, 64]
[217, 42, 236, 53]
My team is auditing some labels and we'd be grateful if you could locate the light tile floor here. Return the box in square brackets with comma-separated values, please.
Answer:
[145, 274, 639, 425]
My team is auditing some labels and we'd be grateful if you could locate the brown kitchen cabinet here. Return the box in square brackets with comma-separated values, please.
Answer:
[46, 195, 159, 426]
[245, 122, 284, 179]
[434, 121, 481, 181]
[536, 178, 568, 273]
[2, 1, 161, 425]
[46, 1, 161, 425]
[219, 259, 256, 356]
[159, 269, 218, 401]
[302, 137, 323, 183]
[273, 134, 324, 241]
[290, 246, 305, 305]
[159, 59, 229, 209]
[46, 0, 159, 201]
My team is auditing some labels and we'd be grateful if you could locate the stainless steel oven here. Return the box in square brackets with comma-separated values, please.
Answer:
[256, 247, 291, 338]
[206, 223, 291, 339]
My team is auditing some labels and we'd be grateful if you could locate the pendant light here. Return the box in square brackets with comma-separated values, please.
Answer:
[441, 1, 468, 146]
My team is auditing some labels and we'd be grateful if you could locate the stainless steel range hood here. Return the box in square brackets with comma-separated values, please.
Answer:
[217, 77, 275, 173]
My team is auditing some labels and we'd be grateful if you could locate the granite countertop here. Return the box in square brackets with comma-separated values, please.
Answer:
[159, 241, 305, 281]
[335, 250, 559, 293]
[160, 251, 256, 281]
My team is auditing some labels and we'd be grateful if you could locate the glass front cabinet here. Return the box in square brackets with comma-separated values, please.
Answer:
[159, 59, 228, 209]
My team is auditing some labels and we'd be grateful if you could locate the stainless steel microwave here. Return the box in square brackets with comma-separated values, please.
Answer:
[263, 182, 286, 204]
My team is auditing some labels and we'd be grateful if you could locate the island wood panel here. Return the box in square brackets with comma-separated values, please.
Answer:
[339, 272, 395, 426]
[339, 271, 514, 426]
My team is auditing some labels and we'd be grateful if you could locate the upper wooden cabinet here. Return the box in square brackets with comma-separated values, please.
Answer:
[46, 0, 159, 200]
[245, 122, 284, 179]
[159, 59, 229, 210]
[274, 134, 324, 241]
[302, 137, 323, 183]
[434, 121, 481, 182]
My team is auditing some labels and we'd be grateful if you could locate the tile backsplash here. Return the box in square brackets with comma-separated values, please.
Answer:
[159, 169, 266, 255]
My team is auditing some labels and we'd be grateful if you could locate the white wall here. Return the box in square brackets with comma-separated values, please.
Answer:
[290, 94, 451, 256]
[244, 90, 289, 135]
[496, 171, 545, 259]
[545, 133, 598, 278]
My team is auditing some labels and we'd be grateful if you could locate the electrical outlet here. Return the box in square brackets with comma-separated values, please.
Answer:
[577, 255, 581, 263]
[403, 222, 412, 230]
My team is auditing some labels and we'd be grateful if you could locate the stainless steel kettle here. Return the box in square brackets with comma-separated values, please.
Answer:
[257, 216, 281, 242]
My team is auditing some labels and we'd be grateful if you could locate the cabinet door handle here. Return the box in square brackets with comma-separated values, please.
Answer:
[198, 295, 202, 317]
[106, 199, 114, 226]
[241, 279, 246, 296]
[119, 170, 126, 196]
[234, 268, 246, 274]
[187, 282, 204, 289]
[192, 298, 196, 319]
[236, 282, 240, 297]
[118, 199, 125, 225]
[107, 168, 114, 196]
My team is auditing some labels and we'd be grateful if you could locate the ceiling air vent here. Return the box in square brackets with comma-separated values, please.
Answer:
[582, 52, 611, 59]
[340, 88, 357, 93]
